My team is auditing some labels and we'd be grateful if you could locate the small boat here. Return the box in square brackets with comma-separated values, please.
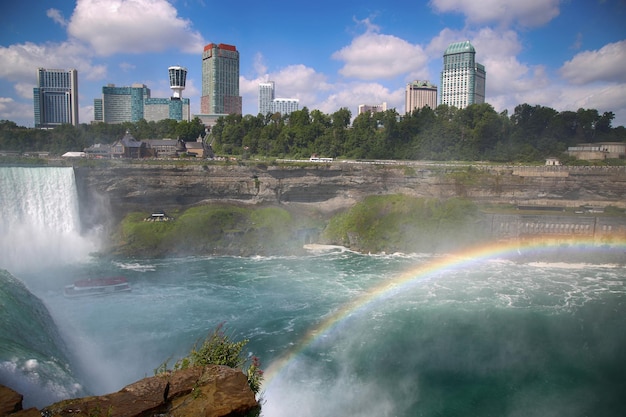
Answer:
[64, 276, 131, 298]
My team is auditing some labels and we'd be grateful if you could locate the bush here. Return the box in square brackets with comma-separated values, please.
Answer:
[156, 323, 264, 395]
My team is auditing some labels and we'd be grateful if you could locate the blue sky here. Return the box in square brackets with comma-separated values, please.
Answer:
[1, 0, 625, 128]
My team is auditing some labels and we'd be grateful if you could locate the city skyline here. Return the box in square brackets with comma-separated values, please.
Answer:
[1, 0, 625, 128]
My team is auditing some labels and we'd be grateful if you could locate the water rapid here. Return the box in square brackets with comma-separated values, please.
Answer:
[1, 166, 625, 416]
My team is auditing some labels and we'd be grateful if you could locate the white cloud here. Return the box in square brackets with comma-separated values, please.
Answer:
[67, 0, 205, 56]
[332, 31, 428, 81]
[47, 8, 68, 27]
[559, 40, 626, 85]
[0, 97, 33, 126]
[429, 0, 561, 27]
[0, 41, 107, 84]
[316, 82, 405, 116]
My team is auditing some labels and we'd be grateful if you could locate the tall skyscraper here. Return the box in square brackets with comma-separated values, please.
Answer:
[405, 80, 437, 114]
[201, 43, 242, 115]
[33, 68, 79, 128]
[440, 41, 486, 109]
[259, 81, 275, 115]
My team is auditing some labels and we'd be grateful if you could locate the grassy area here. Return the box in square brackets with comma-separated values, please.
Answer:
[321, 195, 489, 253]
[112, 204, 321, 257]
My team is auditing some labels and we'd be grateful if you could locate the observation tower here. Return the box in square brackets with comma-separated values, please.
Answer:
[168, 66, 187, 99]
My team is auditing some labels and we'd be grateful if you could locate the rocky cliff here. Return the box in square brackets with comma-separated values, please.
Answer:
[74, 162, 626, 230]
[1, 365, 259, 417]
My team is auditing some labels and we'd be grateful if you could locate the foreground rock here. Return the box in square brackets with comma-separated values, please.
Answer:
[0, 365, 259, 417]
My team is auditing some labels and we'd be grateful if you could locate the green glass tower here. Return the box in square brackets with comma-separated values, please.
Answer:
[440, 41, 486, 109]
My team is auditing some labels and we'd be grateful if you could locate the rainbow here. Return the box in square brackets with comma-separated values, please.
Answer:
[263, 237, 626, 386]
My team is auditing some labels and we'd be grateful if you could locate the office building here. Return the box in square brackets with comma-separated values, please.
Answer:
[33, 68, 79, 128]
[405, 80, 437, 114]
[358, 102, 387, 115]
[259, 81, 275, 115]
[440, 41, 486, 109]
[201, 43, 242, 115]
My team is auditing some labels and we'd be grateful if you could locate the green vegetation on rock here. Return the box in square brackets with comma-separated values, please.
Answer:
[113, 204, 316, 257]
[321, 195, 488, 253]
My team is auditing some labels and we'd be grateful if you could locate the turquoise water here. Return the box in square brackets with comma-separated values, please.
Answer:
[1, 167, 625, 415]
[8, 252, 626, 416]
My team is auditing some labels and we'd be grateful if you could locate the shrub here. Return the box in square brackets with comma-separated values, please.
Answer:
[156, 323, 264, 394]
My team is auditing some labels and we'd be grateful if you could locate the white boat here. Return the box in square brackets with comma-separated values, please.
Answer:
[64, 276, 131, 298]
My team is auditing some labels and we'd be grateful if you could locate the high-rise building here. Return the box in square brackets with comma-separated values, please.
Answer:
[33, 68, 79, 128]
[259, 81, 275, 115]
[440, 41, 486, 109]
[94, 66, 190, 124]
[358, 102, 387, 115]
[201, 43, 242, 115]
[96, 84, 150, 124]
[272, 98, 299, 116]
[405, 80, 437, 114]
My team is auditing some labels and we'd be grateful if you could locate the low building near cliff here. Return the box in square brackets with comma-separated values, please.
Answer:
[111, 130, 146, 159]
[567, 142, 626, 160]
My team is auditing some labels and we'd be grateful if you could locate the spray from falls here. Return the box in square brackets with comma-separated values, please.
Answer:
[0, 167, 100, 275]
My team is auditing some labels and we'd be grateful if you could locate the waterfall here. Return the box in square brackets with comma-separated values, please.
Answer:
[0, 167, 99, 274]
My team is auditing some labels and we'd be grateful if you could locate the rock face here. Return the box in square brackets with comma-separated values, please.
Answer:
[38, 365, 259, 417]
[74, 163, 626, 230]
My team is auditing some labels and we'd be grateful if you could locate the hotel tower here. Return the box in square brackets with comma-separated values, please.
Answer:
[33, 68, 79, 128]
[201, 43, 242, 115]
[440, 41, 486, 109]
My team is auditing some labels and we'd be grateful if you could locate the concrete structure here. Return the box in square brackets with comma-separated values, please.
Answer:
[440, 41, 486, 109]
[168, 66, 187, 99]
[33, 68, 79, 128]
[259, 81, 275, 115]
[405, 80, 437, 114]
[567, 142, 626, 160]
[358, 102, 387, 115]
[200, 43, 242, 115]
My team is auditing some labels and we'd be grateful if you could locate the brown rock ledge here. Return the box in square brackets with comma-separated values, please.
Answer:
[1, 365, 259, 417]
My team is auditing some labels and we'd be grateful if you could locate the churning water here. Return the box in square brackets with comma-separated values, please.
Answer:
[1, 167, 625, 416]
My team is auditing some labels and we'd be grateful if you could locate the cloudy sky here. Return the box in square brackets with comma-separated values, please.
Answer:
[1, 0, 625, 128]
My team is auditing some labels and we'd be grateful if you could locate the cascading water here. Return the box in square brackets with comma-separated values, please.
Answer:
[0, 167, 99, 275]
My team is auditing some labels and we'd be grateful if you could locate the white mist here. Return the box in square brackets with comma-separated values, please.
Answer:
[0, 167, 99, 275]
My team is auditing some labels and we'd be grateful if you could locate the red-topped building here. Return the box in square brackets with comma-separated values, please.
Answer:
[200, 43, 242, 115]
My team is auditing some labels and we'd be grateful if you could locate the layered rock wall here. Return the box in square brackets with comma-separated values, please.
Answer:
[74, 163, 626, 228]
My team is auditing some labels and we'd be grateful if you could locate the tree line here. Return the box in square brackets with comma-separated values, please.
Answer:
[0, 117, 205, 155]
[209, 104, 625, 163]
[1, 103, 624, 163]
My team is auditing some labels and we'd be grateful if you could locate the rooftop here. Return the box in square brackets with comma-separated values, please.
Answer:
[444, 41, 476, 55]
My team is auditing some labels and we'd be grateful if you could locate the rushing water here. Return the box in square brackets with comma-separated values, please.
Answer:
[1, 167, 626, 415]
